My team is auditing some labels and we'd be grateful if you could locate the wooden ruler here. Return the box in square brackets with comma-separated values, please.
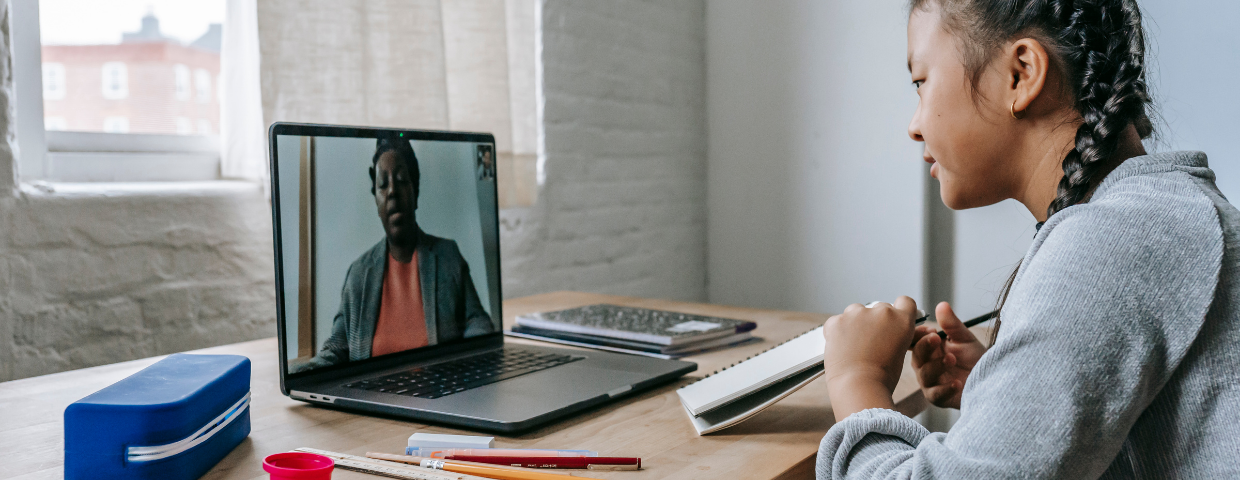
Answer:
[294, 448, 486, 480]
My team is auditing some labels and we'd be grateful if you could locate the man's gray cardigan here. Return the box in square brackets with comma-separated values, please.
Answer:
[818, 151, 1240, 478]
[296, 231, 495, 372]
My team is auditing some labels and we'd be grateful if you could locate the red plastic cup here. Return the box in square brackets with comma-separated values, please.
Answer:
[263, 452, 335, 480]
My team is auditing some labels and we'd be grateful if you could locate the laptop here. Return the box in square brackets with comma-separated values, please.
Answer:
[267, 122, 696, 433]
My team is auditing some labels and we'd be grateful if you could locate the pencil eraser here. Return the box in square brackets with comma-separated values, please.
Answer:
[407, 433, 494, 449]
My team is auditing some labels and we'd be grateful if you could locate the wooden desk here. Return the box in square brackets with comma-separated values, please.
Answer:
[0, 292, 928, 480]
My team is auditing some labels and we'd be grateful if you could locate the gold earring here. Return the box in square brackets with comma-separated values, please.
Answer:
[1011, 99, 1023, 120]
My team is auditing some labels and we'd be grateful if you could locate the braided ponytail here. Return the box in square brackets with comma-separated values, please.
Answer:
[908, 0, 1154, 341]
[1047, 0, 1151, 218]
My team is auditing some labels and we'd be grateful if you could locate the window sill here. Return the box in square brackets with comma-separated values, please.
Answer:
[20, 179, 262, 199]
[43, 152, 221, 182]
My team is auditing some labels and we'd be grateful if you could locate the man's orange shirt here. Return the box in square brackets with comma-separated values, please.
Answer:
[372, 252, 429, 356]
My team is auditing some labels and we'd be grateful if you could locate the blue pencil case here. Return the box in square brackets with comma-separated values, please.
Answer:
[64, 353, 251, 480]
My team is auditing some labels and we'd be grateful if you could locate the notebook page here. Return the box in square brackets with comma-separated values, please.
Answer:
[677, 326, 824, 417]
[686, 365, 824, 435]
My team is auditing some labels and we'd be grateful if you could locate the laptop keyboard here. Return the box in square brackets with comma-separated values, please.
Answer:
[343, 349, 584, 399]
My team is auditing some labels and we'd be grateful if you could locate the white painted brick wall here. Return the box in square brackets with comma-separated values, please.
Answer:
[500, 0, 707, 302]
[0, 184, 276, 381]
[0, 1, 13, 199]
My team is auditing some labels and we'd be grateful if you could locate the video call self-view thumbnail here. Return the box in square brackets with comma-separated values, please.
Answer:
[275, 133, 501, 374]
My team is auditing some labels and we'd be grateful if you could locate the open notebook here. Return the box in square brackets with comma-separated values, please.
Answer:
[676, 326, 825, 435]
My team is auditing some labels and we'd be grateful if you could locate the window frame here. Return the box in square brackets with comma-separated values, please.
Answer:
[12, 0, 222, 182]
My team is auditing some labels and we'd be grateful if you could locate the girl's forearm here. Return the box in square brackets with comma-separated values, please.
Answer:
[827, 371, 896, 423]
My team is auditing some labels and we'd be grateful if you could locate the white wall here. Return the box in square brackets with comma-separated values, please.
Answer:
[706, 1, 925, 313]
[498, 0, 708, 302]
[952, 0, 1240, 319]
[1142, 0, 1240, 200]
[951, 201, 1034, 318]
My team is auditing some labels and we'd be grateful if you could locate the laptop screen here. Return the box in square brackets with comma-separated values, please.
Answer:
[271, 125, 501, 376]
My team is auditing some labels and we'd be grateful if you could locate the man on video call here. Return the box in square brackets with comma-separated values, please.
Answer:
[295, 137, 494, 373]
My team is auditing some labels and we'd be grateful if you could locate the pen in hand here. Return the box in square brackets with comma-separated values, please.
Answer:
[861, 301, 997, 348]
[910, 309, 998, 348]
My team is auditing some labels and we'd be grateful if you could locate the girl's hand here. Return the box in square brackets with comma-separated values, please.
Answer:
[822, 296, 919, 421]
[909, 302, 987, 410]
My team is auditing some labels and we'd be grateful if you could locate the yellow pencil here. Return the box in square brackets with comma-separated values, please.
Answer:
[365, 453, 603, 480]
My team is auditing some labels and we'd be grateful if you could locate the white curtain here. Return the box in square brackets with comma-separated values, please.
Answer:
[220, 0, 267, 183]
[254, 0, 539, 207]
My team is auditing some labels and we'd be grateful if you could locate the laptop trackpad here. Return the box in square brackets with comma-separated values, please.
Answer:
[453, 364, 648, 422]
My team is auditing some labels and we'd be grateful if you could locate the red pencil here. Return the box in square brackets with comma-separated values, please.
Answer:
[443, 455, 641, 470]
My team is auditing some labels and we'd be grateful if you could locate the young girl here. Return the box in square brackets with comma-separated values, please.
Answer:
[817, 0, 1240, 477]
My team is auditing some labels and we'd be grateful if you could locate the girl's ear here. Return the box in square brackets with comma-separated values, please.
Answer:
[1008, 38, 1052, 117]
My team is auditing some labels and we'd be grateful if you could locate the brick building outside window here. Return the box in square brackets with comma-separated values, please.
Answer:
[41, 12, 220, 136]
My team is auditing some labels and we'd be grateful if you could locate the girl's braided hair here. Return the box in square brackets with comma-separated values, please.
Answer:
[909, 0, 1154, 341]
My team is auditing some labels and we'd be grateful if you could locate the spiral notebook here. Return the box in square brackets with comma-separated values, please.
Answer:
[676, 326, 825, 435]
[515, 304, 757, 346]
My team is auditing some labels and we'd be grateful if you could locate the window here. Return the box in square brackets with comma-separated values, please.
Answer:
[102, 116, 129, 133]
[100, 61, 127, 99]
[42, 62, 65, 100]
[174, 64, 190, 101]
[195, 68, 211, 103]
[15, 1, 227, 182]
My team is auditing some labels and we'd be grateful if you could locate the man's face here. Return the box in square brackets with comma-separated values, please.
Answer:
[374, 151, 418, 243]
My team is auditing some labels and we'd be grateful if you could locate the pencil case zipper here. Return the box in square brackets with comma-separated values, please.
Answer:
[125, 391, 251, 463]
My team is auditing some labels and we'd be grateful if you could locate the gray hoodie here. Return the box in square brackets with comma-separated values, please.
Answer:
[818, 151, 1240, 479]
